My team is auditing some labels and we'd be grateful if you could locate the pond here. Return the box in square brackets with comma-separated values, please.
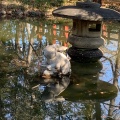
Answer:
[0, 19, 120, 120]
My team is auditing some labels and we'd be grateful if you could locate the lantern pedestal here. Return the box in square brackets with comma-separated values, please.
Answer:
[67, 31, 104, 62]
[67, 47, 103, 62]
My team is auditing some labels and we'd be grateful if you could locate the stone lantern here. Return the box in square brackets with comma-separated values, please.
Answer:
[52, 1, 120, 62]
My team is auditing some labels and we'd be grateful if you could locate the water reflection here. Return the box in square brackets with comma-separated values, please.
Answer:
[101, 21, 120, 120]
[40, 76, 70, 103]
[0, 20, 120, 119]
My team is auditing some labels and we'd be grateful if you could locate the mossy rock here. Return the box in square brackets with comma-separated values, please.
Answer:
[59, 80, 118, 102]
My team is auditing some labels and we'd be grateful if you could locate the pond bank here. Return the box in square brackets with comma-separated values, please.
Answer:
[0, 1, 71, 25]
[0, 0, 55, 19]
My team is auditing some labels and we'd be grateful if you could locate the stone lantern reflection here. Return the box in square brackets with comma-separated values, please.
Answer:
[52, 1, 120, 62]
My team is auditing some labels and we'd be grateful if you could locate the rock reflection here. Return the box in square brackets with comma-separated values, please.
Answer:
[60, 61, 117, 101]
[40, 76, 70, 103]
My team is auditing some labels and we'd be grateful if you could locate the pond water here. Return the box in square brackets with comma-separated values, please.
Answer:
[0, 19, 120, 120]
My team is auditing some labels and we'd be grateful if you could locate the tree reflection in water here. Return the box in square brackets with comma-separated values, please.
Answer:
[0, 20, 120, 120]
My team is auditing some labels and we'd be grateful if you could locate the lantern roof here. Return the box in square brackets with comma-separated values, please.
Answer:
[52, 1, 120, 21]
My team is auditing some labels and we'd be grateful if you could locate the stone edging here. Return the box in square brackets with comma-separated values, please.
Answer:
[0, 2, 53, 19]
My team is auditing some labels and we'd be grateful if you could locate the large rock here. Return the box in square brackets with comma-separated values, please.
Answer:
[41, 44, 71, 77]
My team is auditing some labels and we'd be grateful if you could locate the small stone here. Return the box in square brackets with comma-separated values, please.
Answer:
[6, 11, 12, 15]
[0, 10, 6, 15]
[100, 92, 104, 94]
[23, 11, 29, 16]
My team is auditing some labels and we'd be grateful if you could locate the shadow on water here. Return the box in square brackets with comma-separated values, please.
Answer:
[0, 19, 120, 120]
